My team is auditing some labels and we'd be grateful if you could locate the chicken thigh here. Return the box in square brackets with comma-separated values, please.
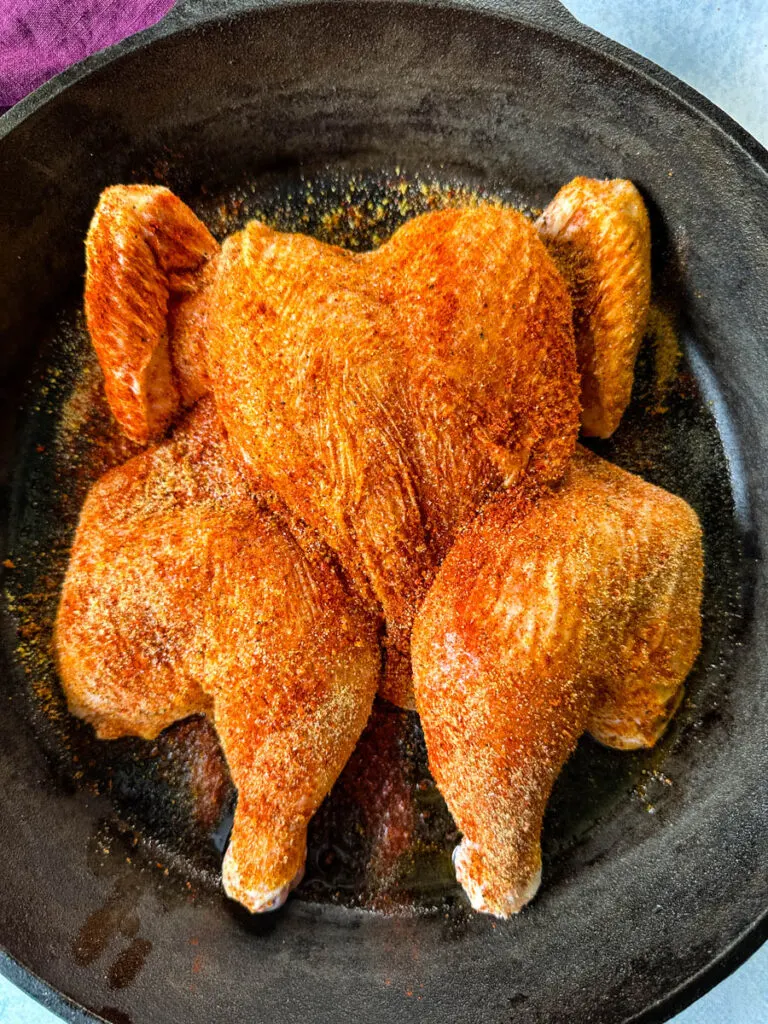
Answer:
[55, 400, 380, 911]
[411, 447, 702, 917]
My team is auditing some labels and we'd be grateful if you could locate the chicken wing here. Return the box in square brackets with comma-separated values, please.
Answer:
[411, 447, 702, 917]
[85, 185, 219, 444]
[55, 400, 380, 911]
[536, 177, 651, 437]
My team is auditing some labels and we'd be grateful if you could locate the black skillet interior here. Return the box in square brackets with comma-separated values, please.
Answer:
[0, 2, 767, 1023]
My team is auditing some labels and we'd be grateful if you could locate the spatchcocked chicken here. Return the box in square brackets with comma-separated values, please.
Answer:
[55, 177, 702, 917]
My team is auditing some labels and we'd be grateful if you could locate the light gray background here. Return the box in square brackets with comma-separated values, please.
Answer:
[1, 0, 766, 1020]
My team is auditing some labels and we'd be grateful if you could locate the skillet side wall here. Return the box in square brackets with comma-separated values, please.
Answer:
[0, 5, 766, 1023]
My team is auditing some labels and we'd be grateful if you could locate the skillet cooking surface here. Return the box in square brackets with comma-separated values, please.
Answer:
[0, 3, 766, 1022]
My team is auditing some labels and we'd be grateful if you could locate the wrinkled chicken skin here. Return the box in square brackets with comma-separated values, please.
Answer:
[55, 401, 380, 911]
[411, 447, 702, 917]
[85, 185, 219, 444]
[209, 207, 580, 705]
[536, 177, 651, 438]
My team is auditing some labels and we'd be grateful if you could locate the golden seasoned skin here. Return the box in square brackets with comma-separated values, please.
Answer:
[55, 399, 380, 911]
[536, 177, 651, 438]
[207, 206, 580, 705]
[63, 177, 703, 920]
[372, 208, 580, 549]
[210, 563, 379, 912]
[85, 185, 219, 444]
[411, 446, 702, 917]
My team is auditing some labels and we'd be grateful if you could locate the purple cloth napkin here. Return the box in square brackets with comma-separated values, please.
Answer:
[0, 0, 176, 110]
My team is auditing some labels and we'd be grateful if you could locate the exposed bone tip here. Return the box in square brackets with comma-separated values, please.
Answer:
[453, 840, 542, 918]
[222, 851, 306, 914]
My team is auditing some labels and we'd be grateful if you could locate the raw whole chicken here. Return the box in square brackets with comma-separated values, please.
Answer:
[55, 176, 702, 917]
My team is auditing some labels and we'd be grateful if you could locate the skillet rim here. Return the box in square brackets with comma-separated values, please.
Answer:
[0, 3, 766, 1023]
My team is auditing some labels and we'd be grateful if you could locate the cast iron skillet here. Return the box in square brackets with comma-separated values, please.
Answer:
[1, 1, 767, 1021]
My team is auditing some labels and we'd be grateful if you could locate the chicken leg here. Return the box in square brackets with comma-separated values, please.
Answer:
[55, 400, 380, 911]
[411, 446, 702, 917]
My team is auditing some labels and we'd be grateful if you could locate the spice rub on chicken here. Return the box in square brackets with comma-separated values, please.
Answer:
[56, 176, 702, 918]
[86, 188, 582, 707]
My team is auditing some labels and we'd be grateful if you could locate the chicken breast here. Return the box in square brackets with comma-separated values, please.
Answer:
[207, 206, 580, 704]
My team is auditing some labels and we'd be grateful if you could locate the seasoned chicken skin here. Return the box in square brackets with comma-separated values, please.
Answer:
[86, 186, 582, 707]
[536, 177, 651, 437]
[411, 447, 702, 917]
[85, 185, 219, 444]
[55, 400, 380, 911]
